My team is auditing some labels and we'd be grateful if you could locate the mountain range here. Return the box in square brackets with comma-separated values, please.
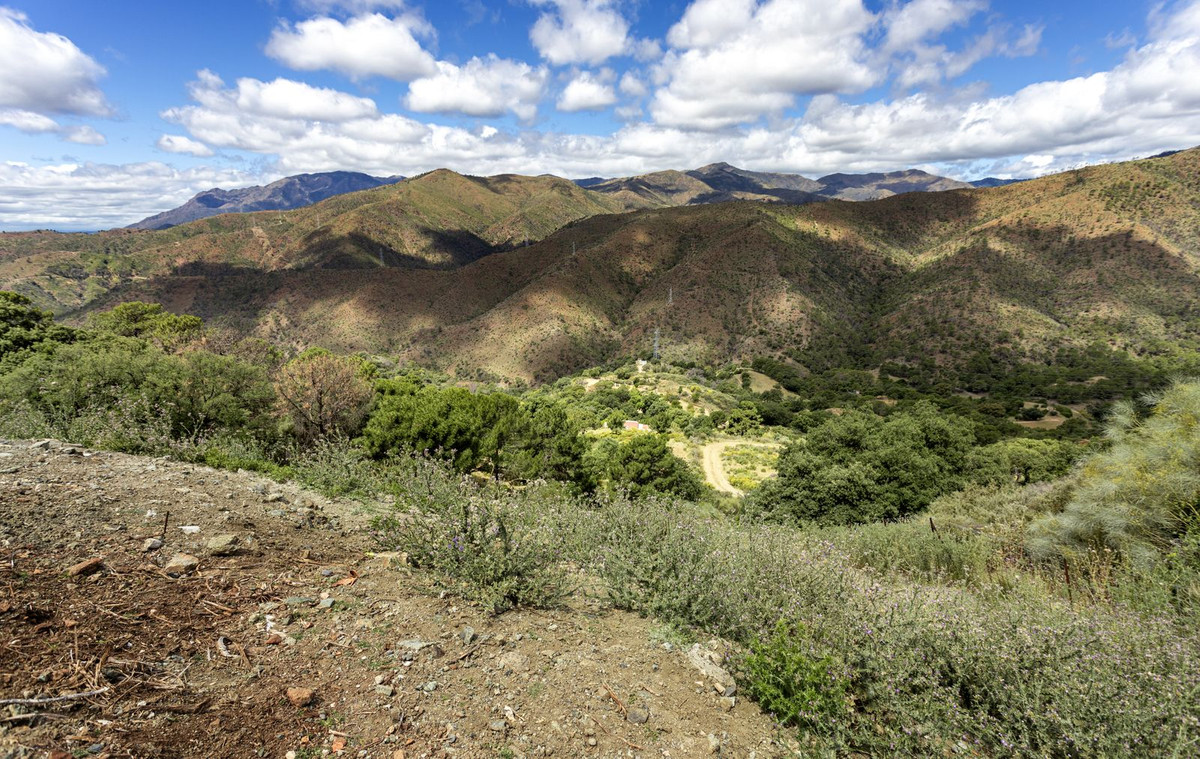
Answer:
[2, 148, 1197, 383]
[128, 163, 1022, 231]
[128, 171, 405, 230]
[577, 163, 1007, 207]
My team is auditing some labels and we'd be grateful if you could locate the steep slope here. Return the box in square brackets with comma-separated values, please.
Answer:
[128, 171, 404, 230]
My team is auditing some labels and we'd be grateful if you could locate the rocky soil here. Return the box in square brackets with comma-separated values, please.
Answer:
[0, 440, 792, 758]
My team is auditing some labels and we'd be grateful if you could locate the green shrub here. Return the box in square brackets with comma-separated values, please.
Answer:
[372, 460, 574, 614]
[751, 402, 974, 525]
[590, 433, 703, 500]
[965, 437, 1080, 486]
[737, 620, 848, 732]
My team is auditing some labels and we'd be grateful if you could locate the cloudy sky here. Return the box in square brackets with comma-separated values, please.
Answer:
[2, 0, 1200, 230]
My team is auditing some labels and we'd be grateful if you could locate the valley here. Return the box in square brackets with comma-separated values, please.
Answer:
[3, 149, 1200, 758]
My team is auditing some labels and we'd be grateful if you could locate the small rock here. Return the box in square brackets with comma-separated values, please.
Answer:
[179, 525, 200, 535]
[286, 687, 315, 707]
[719, 696, 736, 711]
[265, 492, 285, 503]
[707, 734, 721, 754]
[375, 685, 395, 697]
[318, 598, 336, 610]
[142, 538, 164, 552]
[206, 534, 239, 556]
[30, 439, 52, 450]
[398, 639, 435, 652]
[284, 597, 315, 607]
[375, 551, 409, 568]
[489, 719, 508, 732]
[460, 626, 476, 645]
[423, 681, 438, 693]
[586, 737, 597, 747]
[163, 554, 199, 577]
[67, 556, 105, 577]
[496, 651, 529, 673]
[686, 643, 735, 694]
[627, 707, 650, 724]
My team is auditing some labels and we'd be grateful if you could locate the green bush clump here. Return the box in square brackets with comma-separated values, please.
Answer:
[372, 459, 575, 614]
[588, 433, 703, 500]
[750, 402, 974, 525]
[363, 380, 592, 488]
[738, 620, 848, 732]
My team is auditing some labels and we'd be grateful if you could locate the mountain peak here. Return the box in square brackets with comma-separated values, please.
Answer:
[128, 171, 404, 230]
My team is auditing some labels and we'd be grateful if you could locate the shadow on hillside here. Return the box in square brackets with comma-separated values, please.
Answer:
[875, 224, 1200, 363]
[296, 228, 496, 270]
[171, 262, 261, 277]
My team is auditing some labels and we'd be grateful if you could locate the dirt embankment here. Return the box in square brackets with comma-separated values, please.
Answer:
[0, 440, 789, 758]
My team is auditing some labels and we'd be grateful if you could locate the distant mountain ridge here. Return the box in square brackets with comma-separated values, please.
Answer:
[575, 163, 1012, 208]
[6, 147, 1199, 384]
[128, 171, 405, 230]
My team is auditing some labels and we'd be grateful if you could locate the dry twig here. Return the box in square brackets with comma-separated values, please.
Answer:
[0, 687, 109, 706]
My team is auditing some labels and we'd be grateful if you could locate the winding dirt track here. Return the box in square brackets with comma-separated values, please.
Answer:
[701, 440, 782, 496]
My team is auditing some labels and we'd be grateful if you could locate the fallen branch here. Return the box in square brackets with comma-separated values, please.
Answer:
[602, 683, 627, 717]
[0, 687, 109, 706]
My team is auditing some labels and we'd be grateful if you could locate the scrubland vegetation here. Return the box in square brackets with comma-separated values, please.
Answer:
[2, 291, 1199, 755]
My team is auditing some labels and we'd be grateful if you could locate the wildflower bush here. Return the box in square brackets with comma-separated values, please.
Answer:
[371, 459, 575, 614]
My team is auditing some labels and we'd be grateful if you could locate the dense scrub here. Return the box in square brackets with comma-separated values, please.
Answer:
[3, 293, 1200, 754]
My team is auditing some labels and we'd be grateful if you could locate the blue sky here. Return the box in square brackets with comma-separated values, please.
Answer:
[2, 0, 1199, 230]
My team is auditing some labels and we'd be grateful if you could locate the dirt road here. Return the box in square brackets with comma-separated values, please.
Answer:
[701, 440, 782, 496]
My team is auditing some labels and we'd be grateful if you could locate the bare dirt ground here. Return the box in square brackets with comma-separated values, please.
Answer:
[700, 444, 741, 497]
[0, 440, 792, 759]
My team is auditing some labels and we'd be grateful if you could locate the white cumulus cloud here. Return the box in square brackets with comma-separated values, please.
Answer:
[157, 134, 215, 157]
[406, 56, 548, 120]
[63, 125, 105, 145]
[529, 0, 630, 65]
[266, 12, 437, 81]
[651, 0, 878, 130]
[0, 8, 112, 117]
[0, 109, 59, 133]
[557, 70, 618, 111]
[0, 161, 262, 231]
[234, 77, 379, 122]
